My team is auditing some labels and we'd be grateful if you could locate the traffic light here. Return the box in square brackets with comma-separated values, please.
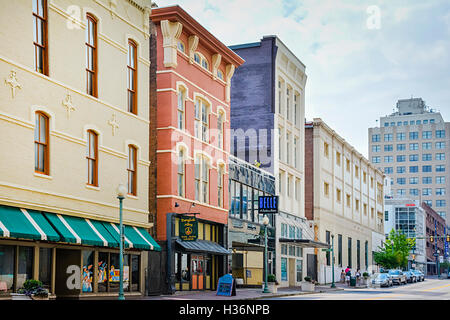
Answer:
[447, 235, 450, 242]
[430, 236, 434, 243]
[412, 254, 416, 260]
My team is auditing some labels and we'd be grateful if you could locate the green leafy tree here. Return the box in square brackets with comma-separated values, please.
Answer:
[374, 229, 415, 269]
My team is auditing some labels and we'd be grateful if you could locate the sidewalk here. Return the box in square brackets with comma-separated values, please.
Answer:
[135, 283, 350, 300]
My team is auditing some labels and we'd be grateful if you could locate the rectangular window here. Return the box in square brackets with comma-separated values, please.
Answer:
[423, 154, 432, 161]
[201, 102, 209, 143]
[294, 94, 299, 125]
[436, 165, 445, 172]
[384, 144, 393, 152]
[372, 145, 380, 152]
[436, 200, 446, 207]
[39, 247, 52, 290]
[286, 88, 290, 120]
[324, 182, 329, 196]
[397, 166, 405, 173]
[34, 112, 49, 174]
[286, 132, 290, 164]
[384, 134, 393, 142]
[422, 131, 432, 139]
[436, 153, 445, 161]
[422, 142, 432, 150]
[338, 234, 342, 266]
[409, 132, 419, 140]
[396, 133, 406, 141]
[436, 142, 445, 149]
[177, 90, 185, 130]
[372, 156, 380, 164]
[348, 238, 352, 268]
[397, 178, 406, 185]
[127, 40, 137, 114]
[86, 14, 98, 97]
[201, 157, 209, 203]
[217, 166, 223, 208]
[372, 134, 380, 142]
[357, 240, 361, 271]
[396, 155, 405, 162]
[436, 176, 446, 184]
[294, 137, 298, 168]
[422, 188, 432, 196]
[423, 177, 432, 184]
[128, 145, 137, 195]
[436, 188, 446, 196]
[409, 166, 418, 173]
[86, 130, 98, 186]
[409, 143, 419, 150]
[384, 167, 393, 174]
[33, 0, 48, 75]
[336, 188, 341, 203]
[422, 165, 432, 172]
[409, 154, 419, 162]
[324, 142, 329, 158]
[409, 189, 419, 196]
[397, 144, 406, 151]
[177, 149, 185, 197]
[326, 231, 331, 266]
[436, 130, 445, 138]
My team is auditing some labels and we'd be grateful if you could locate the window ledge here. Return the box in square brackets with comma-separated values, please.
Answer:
[86, 184, 100, 191]
[34, 172, 53, 180]
[127, 194, 139, 200]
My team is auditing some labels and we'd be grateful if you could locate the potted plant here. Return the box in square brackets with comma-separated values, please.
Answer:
[301, 276, 315, 292]
[16, 279, 49, 300]
[266, 274, 278, 293]
[362, 272, 370, 285]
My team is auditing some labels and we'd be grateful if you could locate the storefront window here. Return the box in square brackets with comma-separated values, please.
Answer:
[131, 255, 140, 292]
[296, 259, 303, 282]
[123, 254, 130, 291]
[82, 250, 94, 293]
[181, 253, 189, 282]
[281, 257, 287, 281]
[17, 246, 33, 289]
[39, 248, 52, 290]
[109, 253, 120, 292]
[0, 245, 14, 292]
[98, 252, 108, 292]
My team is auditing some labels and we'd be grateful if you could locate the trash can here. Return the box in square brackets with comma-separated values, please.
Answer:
[350, 276, 356, 286]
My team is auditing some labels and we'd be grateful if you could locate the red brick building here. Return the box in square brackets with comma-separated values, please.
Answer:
[422, 202, 446, 275]
[150, 5, 244, 293]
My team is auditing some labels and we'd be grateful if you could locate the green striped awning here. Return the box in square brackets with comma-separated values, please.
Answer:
[43, 212, 119, 247]
[0, 205, 60, 241]
[102, 222, 161, 251]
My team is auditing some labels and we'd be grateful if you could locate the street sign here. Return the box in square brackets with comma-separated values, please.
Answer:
[179, 216, 198, 241]
[258, 195, 279, 214]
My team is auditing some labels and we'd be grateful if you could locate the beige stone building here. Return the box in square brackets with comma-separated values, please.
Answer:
[0, 0, 159, 298]
[305, 119, 385, 284]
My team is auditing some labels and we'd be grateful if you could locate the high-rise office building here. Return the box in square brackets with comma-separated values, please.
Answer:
[369, 98, 450, 227]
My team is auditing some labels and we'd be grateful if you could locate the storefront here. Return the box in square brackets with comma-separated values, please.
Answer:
[0, 205, 160, 298]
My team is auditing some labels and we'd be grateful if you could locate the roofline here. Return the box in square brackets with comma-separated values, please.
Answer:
[150, 5, 244, 66]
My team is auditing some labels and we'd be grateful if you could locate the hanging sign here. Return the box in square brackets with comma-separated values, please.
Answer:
[179, 216, 198, 241]
[258, 196, 279, 214]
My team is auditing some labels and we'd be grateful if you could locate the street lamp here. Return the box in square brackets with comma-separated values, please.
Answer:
[262, 215, 270, 293]
[116, 183, 127, 301]
[331, 234, 335, 288]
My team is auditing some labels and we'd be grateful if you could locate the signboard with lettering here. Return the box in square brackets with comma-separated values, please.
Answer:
[258, 196, 279, 214]
[216, 274, 236, 296]
[179, 216, 198, 241]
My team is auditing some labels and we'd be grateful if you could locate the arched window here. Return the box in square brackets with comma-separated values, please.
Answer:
[86, 14, 98, 97]
[34, 112, 49, 174]
[217, 165, 224, 207]
[217, 111, 224, 149]
[217, 70, 224, 81]
[195, 155, 209, 203]
[177, 41, 185, 53]
[194, 53, 201, 64]
[194, 98, 210, 142]
[86, 130, 98, 186]
[127, 40, 137, 114]
[177, 149, 185, 197]
[177, 88, 185, 130]
[128, 145, 137, 195]
[32, 0, 48, 75]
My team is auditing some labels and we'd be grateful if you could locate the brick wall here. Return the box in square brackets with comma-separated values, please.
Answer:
[304, 124, 314, 220]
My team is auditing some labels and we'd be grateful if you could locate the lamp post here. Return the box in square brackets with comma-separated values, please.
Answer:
[331, 234, 335, 288]
[116, 183, 127, 301]
[262, 215, 270, 293]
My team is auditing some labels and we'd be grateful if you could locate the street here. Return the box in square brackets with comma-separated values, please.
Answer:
[266, 278, 450, 300]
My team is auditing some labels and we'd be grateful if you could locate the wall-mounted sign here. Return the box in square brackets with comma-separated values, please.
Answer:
[179, 216, 198, 241]
[406, 204, 416, 207]
[258, 196, 278, 214]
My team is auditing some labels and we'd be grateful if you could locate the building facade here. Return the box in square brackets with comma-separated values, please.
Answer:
[229, 36, 315, 287]
[228, 155, 276, 287]
[384, 198, 426, 272]
[305, 119, 385, 283]
[150, 5, 244, 293]
[369, 98, 450, 225]
[422, 202, 447, 275]
[0, 0, 159, 298]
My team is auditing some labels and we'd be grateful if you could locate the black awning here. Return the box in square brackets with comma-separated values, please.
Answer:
[231, 241, 265, 252]
[278, 238, 330, 249]
[175, 239, 231, 255]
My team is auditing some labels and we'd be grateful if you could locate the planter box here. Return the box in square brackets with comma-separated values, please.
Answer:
[267, 283, 277, 293]
[31, 294, 49, 300]
[301, 281, 315, 292]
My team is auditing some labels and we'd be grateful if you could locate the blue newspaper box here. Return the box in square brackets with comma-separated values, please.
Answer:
[216, 274, 236, 296]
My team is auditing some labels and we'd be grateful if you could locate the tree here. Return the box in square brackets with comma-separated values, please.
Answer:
[374, 229, 415, 269]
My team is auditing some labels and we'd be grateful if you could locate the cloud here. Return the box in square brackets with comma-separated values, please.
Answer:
[157, 0, 450, 157]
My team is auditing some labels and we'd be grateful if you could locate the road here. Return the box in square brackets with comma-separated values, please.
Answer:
[266, 278, 450, 300]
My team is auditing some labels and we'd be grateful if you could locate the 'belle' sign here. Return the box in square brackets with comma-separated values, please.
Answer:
[258, 195, 278, 214]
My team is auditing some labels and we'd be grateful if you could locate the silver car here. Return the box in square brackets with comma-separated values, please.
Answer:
[411, 270, 424, 281]
[388, 269, 407, 285]
[404, 270, 417, 283]
[371, 273, 393, 287]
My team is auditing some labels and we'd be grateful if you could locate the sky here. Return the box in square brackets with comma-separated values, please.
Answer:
[157, 0, 450, 158]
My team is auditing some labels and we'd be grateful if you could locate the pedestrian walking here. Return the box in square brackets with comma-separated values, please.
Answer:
[340, 269, 345, 283]
[356, 269, 361, 285]
[345, 266, 351, 286]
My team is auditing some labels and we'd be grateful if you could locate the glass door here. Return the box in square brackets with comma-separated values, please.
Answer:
[191, 255, 205, 290]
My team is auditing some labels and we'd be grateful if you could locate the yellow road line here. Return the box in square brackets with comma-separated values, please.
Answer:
[362, 294, 403, 300]
[422, 283, 450, 292]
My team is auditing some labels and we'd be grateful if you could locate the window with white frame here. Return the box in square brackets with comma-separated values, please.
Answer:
[177, 88, 185, 130]
[195, 155, 209, 203]
[178, 149, 185, 197]
[194, 98, 209, 142]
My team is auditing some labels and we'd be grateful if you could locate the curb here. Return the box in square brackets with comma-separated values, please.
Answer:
[248, 288, 345, 300]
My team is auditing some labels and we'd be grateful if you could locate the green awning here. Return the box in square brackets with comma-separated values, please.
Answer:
[0, 205, 60, 241]
[102, 222, 161, 251]
[43, 212, 119, 247]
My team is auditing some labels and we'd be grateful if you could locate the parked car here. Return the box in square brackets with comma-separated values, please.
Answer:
[404, 270, 417, 283]
[411, 270, 424, 282]
[371, 273, 393, 287]
[388, 269, 407, 285]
